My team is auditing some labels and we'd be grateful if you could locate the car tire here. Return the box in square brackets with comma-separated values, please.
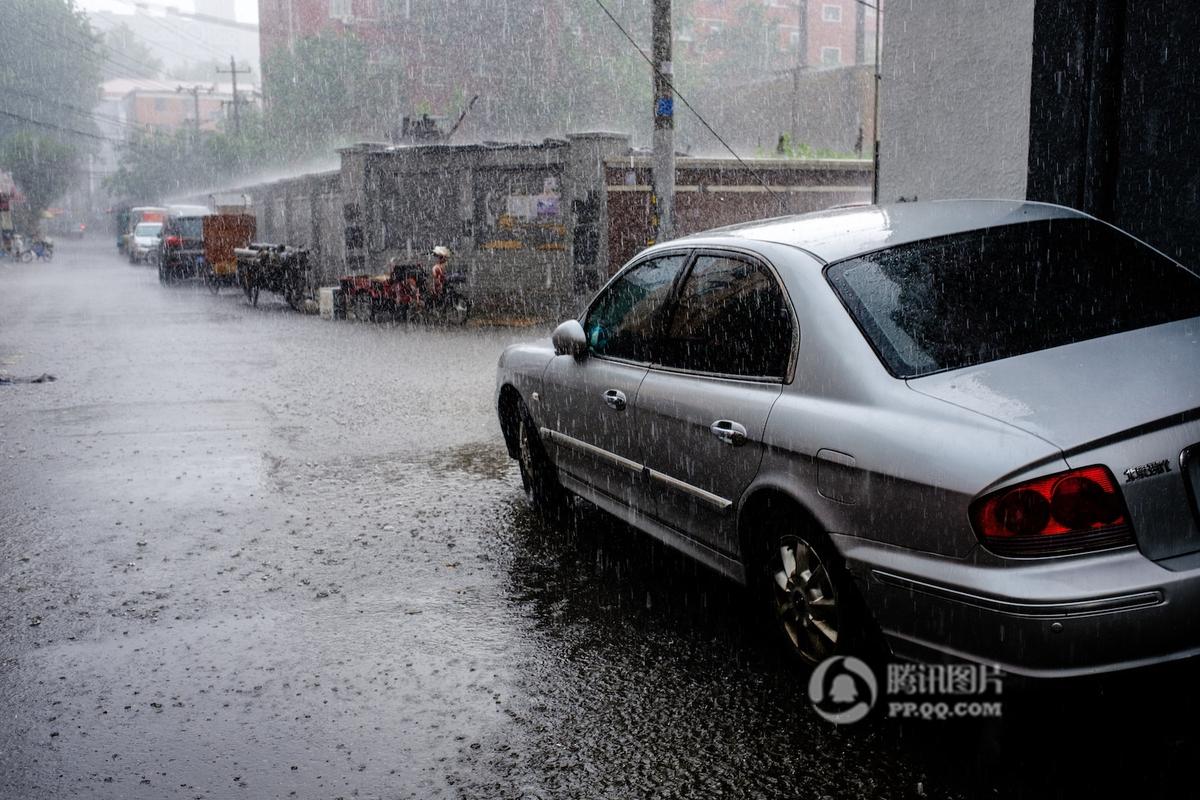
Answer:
[753, 511, 882, 668]
[516, 398, 571, 521]
[445, 292, 471, 326]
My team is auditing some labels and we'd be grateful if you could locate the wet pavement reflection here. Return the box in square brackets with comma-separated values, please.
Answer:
[0, 239, 1194, 799]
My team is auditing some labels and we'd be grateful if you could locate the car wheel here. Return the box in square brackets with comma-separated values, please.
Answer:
[204, 267, 220, 294]
[353, 293, 373, 323]
[445, 292, 471, 326]
[516, 399, 570, 520]
[755, 518, 880, 667]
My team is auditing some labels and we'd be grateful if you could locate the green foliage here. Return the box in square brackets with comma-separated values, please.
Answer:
[0, 0, 103, 143]
[0, 132, 79, 229]
[758, 133, 858, 160]
[262, 33, 371, 158]
[105, 108, 277, 200]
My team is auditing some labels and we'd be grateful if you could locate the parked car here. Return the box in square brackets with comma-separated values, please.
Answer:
[121, 206, 165, 254]
[157, 207, 212, 284]
[496, 199, 1200, 678]
[129, 221, 162, 264]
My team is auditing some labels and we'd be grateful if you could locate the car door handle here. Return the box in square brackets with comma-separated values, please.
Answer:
[603, 389, 627, 411]
[710, 419, 748, 446]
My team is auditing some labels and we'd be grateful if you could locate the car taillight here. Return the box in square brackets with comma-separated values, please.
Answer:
[165, 235, 182, 247]
[969, 465, 1135, 557]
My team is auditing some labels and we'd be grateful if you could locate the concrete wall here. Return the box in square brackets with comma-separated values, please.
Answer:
[194, 133, 871, 319]
[877, 1, 1036, 203]
[605, 157, 872, 271]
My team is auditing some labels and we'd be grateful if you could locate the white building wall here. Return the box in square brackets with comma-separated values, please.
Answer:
[877, 1, 1036, 202]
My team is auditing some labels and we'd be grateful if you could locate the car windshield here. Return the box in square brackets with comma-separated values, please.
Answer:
[134, 223, 161, 237]
[826, 218, 1200, 378]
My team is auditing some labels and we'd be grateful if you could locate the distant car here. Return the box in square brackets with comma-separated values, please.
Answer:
[496, 200, 1200, 678]
[157, 208, 212, 284]
[129, 221, 162, 264]
[121, 206, 166, 253]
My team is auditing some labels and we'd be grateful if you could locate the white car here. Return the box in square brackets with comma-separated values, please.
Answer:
[129, 222, 162, 265]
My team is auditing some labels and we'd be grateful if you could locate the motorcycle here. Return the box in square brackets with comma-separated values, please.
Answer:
[422, 271, 472, 325]
[31, 238, 53, 261]
[340, 260, 471, 325]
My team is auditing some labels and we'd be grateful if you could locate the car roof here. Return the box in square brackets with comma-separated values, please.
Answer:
[672, 199, 1091, 264]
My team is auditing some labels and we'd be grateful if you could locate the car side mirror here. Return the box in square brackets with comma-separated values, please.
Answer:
[552, 319, 588, 359]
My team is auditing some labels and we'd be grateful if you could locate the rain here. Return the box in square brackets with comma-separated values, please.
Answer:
[2, 0, 1200, 798]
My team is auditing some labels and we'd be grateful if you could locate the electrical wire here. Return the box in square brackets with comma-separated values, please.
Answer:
[591, 0, 785, 209]
[0, 109, 120, 143]
[0, 85, 146, 133]
[23, 15, 163, 80]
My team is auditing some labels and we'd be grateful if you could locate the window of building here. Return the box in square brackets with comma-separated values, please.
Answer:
[821, 46, 841, 66]
[329, 0, 350, 19]
[790, 31, 801, 50]
[154, 98, 167, 111]
[823, 4, 842, 22]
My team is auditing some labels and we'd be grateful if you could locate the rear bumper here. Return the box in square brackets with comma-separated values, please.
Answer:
[835, 534, 1200, 678]
[162, 251, 205, 276]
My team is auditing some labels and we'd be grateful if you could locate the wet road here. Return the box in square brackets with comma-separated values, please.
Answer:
[1, 239, 1195, 799]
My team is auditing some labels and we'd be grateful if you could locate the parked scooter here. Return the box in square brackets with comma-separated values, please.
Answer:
[31, 237, 54, 261]
[340, 258, 471, 325]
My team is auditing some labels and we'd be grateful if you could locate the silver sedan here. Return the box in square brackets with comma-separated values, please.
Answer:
[495, 200, 1200, 678]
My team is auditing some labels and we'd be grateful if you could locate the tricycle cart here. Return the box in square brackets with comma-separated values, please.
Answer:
[234, 243, 310, 310]
[202, 214, 256, 294]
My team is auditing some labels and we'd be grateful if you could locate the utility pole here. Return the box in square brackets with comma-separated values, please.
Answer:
[791, 0, 807, 145]
[176, 84, 207, 133]
[871, 2, 882, 204]
[651, 0, 674, 243]
[217, 57, 252, 135]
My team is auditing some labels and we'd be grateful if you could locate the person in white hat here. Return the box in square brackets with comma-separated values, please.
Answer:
[431, 245, 450, 297]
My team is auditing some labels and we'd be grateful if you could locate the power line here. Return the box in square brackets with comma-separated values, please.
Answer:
[591, 0, 784, 209]
[24, 15, 163, 80]
[0, 86, 145, 134]
[0, 109, 120, 143]
[135, 9, 239, 63]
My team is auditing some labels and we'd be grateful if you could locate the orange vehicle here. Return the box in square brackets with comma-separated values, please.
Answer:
[201, 214, 256, 293]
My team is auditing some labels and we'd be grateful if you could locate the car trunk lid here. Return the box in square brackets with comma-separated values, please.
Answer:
[908, 318, 1200, 560]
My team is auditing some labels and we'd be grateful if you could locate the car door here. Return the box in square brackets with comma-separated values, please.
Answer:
[539, 252, 690, 509]
[635, 251, 796, 554]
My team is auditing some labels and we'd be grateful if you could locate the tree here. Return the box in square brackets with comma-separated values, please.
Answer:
[104, 106, 277, 201]
[262, 33, 371, 158]
[0, 133, 79, 230]
[100, 23, 164, 80]
[0, 0, 104, 143]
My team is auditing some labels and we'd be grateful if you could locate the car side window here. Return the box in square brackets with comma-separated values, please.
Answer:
[662, 254, 793, 378]
[584, 254, 688, 362]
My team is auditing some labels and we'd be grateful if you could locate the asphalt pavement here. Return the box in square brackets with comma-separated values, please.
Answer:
[0, 239, 1194, 799]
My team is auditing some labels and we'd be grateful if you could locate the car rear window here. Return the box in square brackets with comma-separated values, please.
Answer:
[825, 218, 1200, 378]
[170, 217, 204, 238]
[135, 223, 161, 236]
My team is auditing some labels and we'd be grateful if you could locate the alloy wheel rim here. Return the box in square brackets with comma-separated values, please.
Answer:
[772, 536, 839, 661]
[518, 419, 535, 476]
